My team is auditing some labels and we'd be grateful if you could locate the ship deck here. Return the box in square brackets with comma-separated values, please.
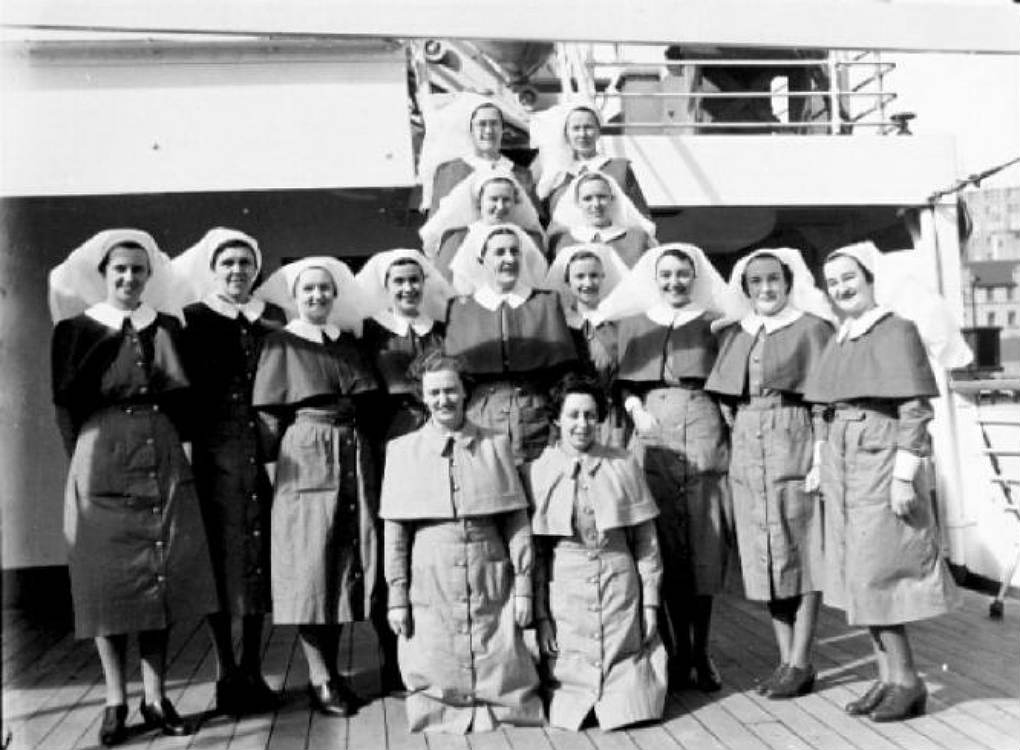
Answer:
[3, 585, 1018, 750]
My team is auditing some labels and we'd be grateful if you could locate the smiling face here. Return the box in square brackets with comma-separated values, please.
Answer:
[565, 108, 600, 159]
[655, 252, 695, 308]
[479, 179, 516, 223]
[295, 267, 336, 324]
[470, 104, 503, 157]
[824, 254, 875, 317]
[385, 260, 424, 317]
[744, 256, 790, 317]
[557, 392, 599, 453]
[577, 177, 614, 228]
[103, 244, 151, 310]
[422, 368, 466, 430]
[481, 231, 522, 292]
[566, 255, 605, 309]
[212, 244, 257, 303]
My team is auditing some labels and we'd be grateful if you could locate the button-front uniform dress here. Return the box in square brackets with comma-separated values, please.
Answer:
[616, 307, 730, 602]
[251, 320, 379, 625]
[545, 156, 650, 221]
[706, 308, 832, 601]
[549, 225, 655, 268]
[381, 420, 543, 733]
[527, 444, 666, 730]
[181, 296, 286, 616]
[52, 303, 218, 638]
[444, 287, 578, 463]
[802, 308, 958, 626]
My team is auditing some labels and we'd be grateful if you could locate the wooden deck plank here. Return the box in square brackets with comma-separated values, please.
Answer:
[671, 692, 772, 750]
[264, 626, 313, 750]
[227, 626, 298, 750]
[381, 695, 427, 750]
[585, 727, 641, 750]
[501, 726, 553, 749]
[467, 726, 515, 750]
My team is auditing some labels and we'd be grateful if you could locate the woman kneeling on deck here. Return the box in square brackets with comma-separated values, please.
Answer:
[379, 354, 544, 733]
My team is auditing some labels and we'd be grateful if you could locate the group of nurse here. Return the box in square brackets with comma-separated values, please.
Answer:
[48, 92, 962, 744]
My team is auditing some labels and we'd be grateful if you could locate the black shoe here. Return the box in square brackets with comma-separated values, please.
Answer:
[380, 661, 406, 696]
[692, 656, 722, 693]
[331, 675, 367, 711]
[756, 664, 787, 696]
[98, 704, 127, 747]
[870, 682, 927, 722]
[767, 664, 816, 699]
[139, 698, 193, 737]
[215, 673, 246, 716]
[308, 681, 351, 717]
[243, 672, 280, 712]
[845, 681, 887, 715]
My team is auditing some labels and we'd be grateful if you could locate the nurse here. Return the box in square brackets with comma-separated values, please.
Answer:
[705, 248, 834, 699]
[532, 102, 650, 218]
[174, 227, 286, 716]
[528, 373, 666, 730]
[380, 355, 543, 733]
[543, 242, 630, 447]
[547, 171, 657, 266]
[49, 229, 217, 746]
[445, 223, 578, 462]
[253, 257, 378, 717]
[603, 243, 739, 693]
[803, 242, 965, 722]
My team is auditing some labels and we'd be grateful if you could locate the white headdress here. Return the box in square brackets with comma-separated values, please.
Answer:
[418, 93, 507, 212]
[543, 242, 629, 311]
[448, 223, 549, 296]
[549, 168, 657, 240]
[531, 100, 604, 200]
[355, 248, 454, 320]
[419, 169, 543, 258]
[48, 228, 181, 323]
[255, 256, 367, 334]
[170, 227, 262, 306]
[729, 247, 836, 324]
[601, 243, 744, 322]
[826, 241, 972, 369]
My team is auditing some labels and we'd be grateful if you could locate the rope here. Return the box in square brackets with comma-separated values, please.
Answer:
[927, 155, 1020, 204]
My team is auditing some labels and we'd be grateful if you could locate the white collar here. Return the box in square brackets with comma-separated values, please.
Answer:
[464, 153, 515, 173]
[203, 293, 266, 323]
[571, 153, 611, 175]
[473, 284, 532, 311]
[570, 224, 627, 243]
[646, 303, 705, 328]
[565, 306, 606, 330]
[837, 305, 892, 343]
[740, 304, 804, 336]
[85, 301, 157, 331]
[372, 309, 436, 337]
[286, 318, 341, 343]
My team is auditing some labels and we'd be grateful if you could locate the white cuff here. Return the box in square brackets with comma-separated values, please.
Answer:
[624, 396, 643, 414]
[812, 440, 824, 468]
[893, 450, 922, 483]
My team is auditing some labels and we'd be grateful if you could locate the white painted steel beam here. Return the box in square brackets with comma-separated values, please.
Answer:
[2, 0, 1018, 54]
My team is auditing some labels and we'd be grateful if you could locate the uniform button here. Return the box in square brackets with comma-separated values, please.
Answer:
[248, 457, 256, 464]
[587, 576, 597, 584]
[348, 504, 356, 512]
[146, 438, 155, 445]
[454, 559, 466, 567]
[152, 506, 160, 515]
[583, 506, 594, 515]
[251, 493, 258, 501]
[148, 471, 157, 478]
[157, 575, 166, 583]
[459, 595, 468, 603]
[252, 529, 261, 538]
[591, 632, 600, 640]
[152, 405, 160, 412]
[352, 571, 362, 578]
[460, 625, 469, 634]
[756, 432, 763, 439]
[155, 540, 164, 548]
[139, 386, 149, 394]
[248, 421, 256, 428]
[461, 663, 472, 671]
[752, 356, 761, 363]
[125, 407, 134, 415]
[255, 567, 263, 575]
[136, 360, 145, 367]
[588, 603, 599, 612]
[593, 660, 602, 669]
[587, 552, 598, 561]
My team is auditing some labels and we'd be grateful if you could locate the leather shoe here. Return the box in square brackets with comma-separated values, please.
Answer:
[244, 673, 280, 712]
[845, 681, 887, 715]
[380, 661, 406, 695]
[139, 698, 193, 737]
[215, 673, 245, 716]
[98, 704, 127, 747]
[308, 681, 352, 717]
[870, 681, 927, 722]
[756, 664, 787, 696]
[692, 655, 722, 693]
[767, 664, 816, 699]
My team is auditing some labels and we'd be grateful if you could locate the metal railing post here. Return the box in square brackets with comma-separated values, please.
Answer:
[828, 51, 840, 134]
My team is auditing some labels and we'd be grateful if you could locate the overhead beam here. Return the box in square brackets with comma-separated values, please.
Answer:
[2, 0, 1018, 54]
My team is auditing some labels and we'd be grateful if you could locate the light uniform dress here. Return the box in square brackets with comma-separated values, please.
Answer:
[252, 321, 379, 624]
[444, 287, 577, 463]
[528, 444, 666, 730]
[381, 420, 543, 733]
[802, 309, 958, 626]
[706, 309, 832, 601]
[182, 297, 286, 615]
[52, 304, 218, 638]
[617, 307, 730, 599]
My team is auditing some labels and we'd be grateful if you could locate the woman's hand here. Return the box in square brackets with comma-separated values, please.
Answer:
[631, 405, 659, 435]
[804, 464, 821, 494]
[537, 619, 558, 656]
[387, 606, 413, 637]
[514, 596, 532, 629]
[889, 478, 918, 517]
[642, 606, 659, 645]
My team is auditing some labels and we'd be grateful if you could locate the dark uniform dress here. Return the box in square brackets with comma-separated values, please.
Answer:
[545, 157, 650, 220]
[803, 311, 958, 626]
[706, 312, 832, 601]
[431, 158, 541, 217]
[444, 289, 578, 462]
[252, 326, 379, 624]
[181, 300, 286, 616]
[617, 310, 731, 602]
[548, 226, 655, 268]
[52, 309, 218, 638]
